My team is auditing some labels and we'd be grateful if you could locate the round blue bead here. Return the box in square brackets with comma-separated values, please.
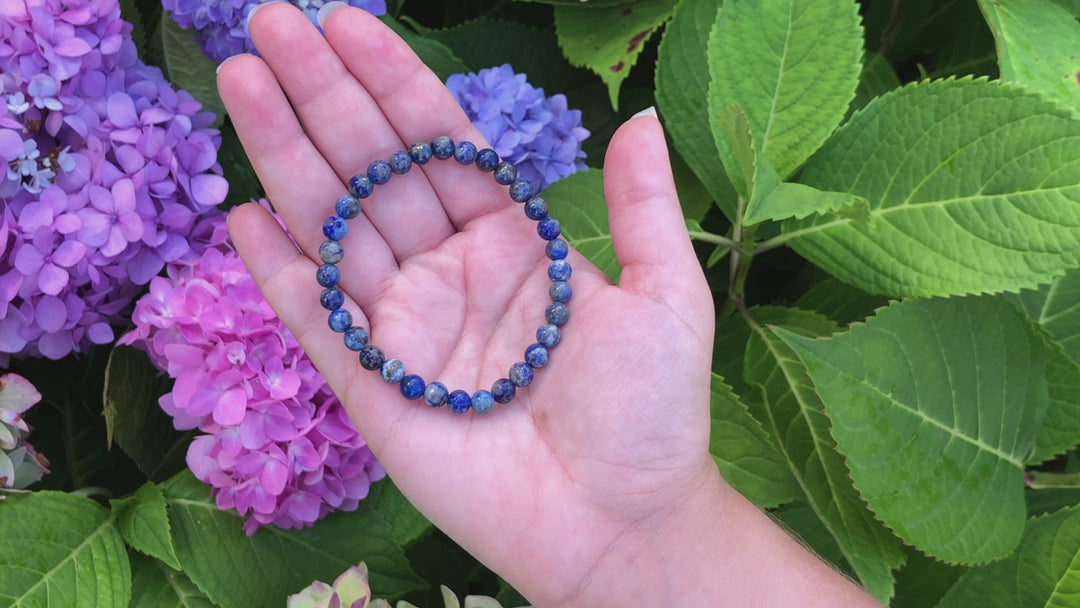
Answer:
[431, 136, 454, 160]
[380, 358, 405, 383]
[349, 175, 374, 198]
[546, 238, 569, 260]
[545, 301, 569, 326]
[472, 390, 495, 414]
[389, 151, 412, 174]
[509, 179, 532, 202]
[548, 260, 572, 282]
[524, 197, 547, 220]
[550, 281, 572, 303]
[454, 141, 478, 165]
[475, 148, 499, 171]
[447, 389, 472, 414]
[368, 160, 392, 185]
[359, 345, 384, 370]
[328, 309, 352, 332]
[409, 142, 432, 164]
[319, 240, 344, 264]
[525, 343, 549, 368]
[536, 323, 561, 348]
[400, 374, 425, 400]
[343, 327, 369, 351]
[320, 287, 345, 311]
[537, 216, 561, 240]
[423, 382, 449, 407]
[509, 362, 534, 387]
[316, 264, 341, 288]
[335, 194, 361, 219]
[491, 378, 516, 404]
[493, 162, 516, 185]
[323, 216, 348, 240]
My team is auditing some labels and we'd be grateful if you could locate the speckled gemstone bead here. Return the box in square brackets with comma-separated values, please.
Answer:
[548, 260, 572, 282]
[447, 389, 471, 414]
[328, 309, 352, 333]
[400, 375, 425, 400]
[536, 324, 561, 348]
[431, 136, 454, 160]
[323, 216, 348, 240]
[389, 151, 412, 174]
[454, 141, 477, 164]
[492, 378, 516, 403]
[509, 362, 534, 387]
[319, 240, 345, 264]
[525, 343, 549, 368]
[316, 264, 340, 288]
[424, 382, 449, 407]
[409, 141, 432, 164]
[509, 179, 532, 202]
[546, 239, 568, 260]
[472, 390, 495, 414]
[320, 287, 344, 311]
[335, 194, 361, 219]
[475, 148, 499, 171]
[380, 358, 406, 383]
[368, 160, 392, 185]
[550, 281, 572, 303]
[537, 216, 561, 240]
[524, 197, 547, 221]
[545, 302, 569, 326]
[493, 162, 516, 185]
[359, 345, 384, 371]
[349, 174, 374, 198]
[343, 327, 369, 351]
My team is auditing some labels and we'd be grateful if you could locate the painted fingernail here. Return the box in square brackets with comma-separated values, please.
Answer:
[245, 1, 274, 30]
[317, 1, 348, 28]
[631, 106, 657, 119]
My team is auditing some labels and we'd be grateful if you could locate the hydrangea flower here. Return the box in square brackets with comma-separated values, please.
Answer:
[0, 0, 228, 363]
[446, 64, 589, 191]
[163, 0, 388, 64]
[0, 372, 48, 490]
[120, 209, 383, 534]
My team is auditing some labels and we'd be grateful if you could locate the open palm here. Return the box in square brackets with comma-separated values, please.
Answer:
[221, 4, 716, 605]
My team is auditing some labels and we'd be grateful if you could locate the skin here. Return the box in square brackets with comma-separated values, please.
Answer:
[220, 4, 883, 606]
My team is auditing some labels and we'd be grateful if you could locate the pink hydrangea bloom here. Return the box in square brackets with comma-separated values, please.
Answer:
[121, 209, 383, 534]
[0, 372, 48, 489]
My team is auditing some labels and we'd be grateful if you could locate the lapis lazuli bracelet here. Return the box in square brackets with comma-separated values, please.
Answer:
[317, 136, 570, 414]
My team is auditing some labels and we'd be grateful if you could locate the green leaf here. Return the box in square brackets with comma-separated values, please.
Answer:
[706, 0, 863, 180]
[977, 0, 1080, 117]
[542, 169, 620, 282]
[104, 345, 193, 482]
[773, 502, 852, 579]
[160, 471, 424, 608]
[1027, 336, 1080, 464]
[744, 307, 903, 602]
[0, 492, 130, 607]
[939, 504, 1080, 608]
[1010, 268, 1080, 365]
[363, 479, 433, 549]
[783, 78, 1080, 297]
[129, 553, 215, 608]
[554, 0, 676, 109]
[160, 12, 225, 127]
[1029, 488, 1080, 517]
[851, 52, 900, 113]
[890, 545, 966, 608]
[655, 0, 738, 220]
[775, 296, 1051, 564]
[795, 275, 890, 326]
[119, 0, 147, 58]
[111, 482, 181, 570]
[379, 16, 468, 81]
[514, 0, 634, 5]
[709, 373, 800, 508]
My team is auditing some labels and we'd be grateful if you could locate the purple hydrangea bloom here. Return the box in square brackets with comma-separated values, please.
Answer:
[0, 0, 228, 363]
[120, 209, 384, 534]
[446, 64, 589, 191]
[163, 0, 388, 64]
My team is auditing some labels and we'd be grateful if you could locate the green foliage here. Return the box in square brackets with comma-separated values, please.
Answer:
[111, 482, 181, 570]
[542, 169, 620, 282]
[128, 553, 215, 608]
[160, 12, 225, 127]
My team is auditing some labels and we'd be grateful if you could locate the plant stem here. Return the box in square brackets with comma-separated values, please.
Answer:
[1027, 470, 1080, 489]
[753, 232, 791, 255]
[688, 230, 738, 250]
[718, 196, 755, 320]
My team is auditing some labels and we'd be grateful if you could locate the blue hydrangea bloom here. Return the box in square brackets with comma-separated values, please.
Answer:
[446, 65, 589, 192]
[163, 0, 387, 63]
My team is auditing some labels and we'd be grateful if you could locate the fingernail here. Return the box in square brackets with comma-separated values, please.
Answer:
[216, 54, 242, 74]
[245, 1, 274, 30]
[317, 1, 348, 28]
[631, 106, 657, 119]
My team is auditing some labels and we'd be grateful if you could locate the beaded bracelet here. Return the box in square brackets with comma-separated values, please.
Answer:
[316, 136, 571, 414]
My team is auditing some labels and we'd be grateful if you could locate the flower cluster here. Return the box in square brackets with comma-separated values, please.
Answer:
[0, 0, 228, 362]
[446, 64, 589, 191]
[120, 210, 383, 534]
[163, 0, 388, 64]
[0, 373, 48, 490]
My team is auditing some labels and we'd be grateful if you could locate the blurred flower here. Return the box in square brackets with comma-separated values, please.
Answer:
[289, 562, 373, 608]
[120, 209, 383, 534]
[162, 0, 388, 64]
[0, 373, 48, 490]
[446, 64, 589, 191]
[0, 0, 228, 362]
